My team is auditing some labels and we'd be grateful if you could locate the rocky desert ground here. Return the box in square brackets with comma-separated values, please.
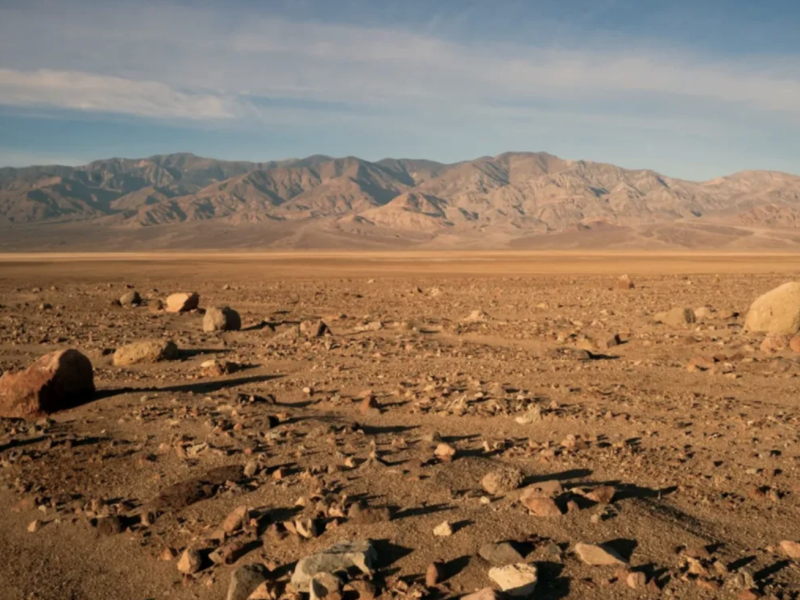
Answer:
[5, 252, 800, 600]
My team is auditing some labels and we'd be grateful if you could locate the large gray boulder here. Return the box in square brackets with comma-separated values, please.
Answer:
[745, 282, 800, 334]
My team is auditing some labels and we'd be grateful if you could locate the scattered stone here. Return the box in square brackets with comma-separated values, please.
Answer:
[0, 349, 94, 419]
[177, 548, 203, 574]
[300, 320, 331, 338]
[745, 282, 800, 334]
[166, 292, 200, 313]
[520, 481, 563, 500]
[425, 562, 444, 587]
[627, 572, 647, 589]
[586, 486, 616, 504]
[522, 496, 561, 517]
[694, 306, 712, 320]
[780, 540, 800, 559]
[200, 359, 240, 377]
[617, 275, 634, 290]
[97, 515, 125, 536]
[227, 564, 269, 600]
[120, 290, 142, 307]
[479, 542, 526, 565]
[463, 310, 490, 323]
[27, 520, 41, 533]
[487, 563, 538, 597]
[204, 306, 242, 332]
[291, 540, 376, 592]
[433, 521, 453, 537]
[113, 340, 179, 366]
[347, 504, 391, 525]
[654, 307, 697, 327]
[461, 589, 501, 600]
[221, 506, 249, 534]
[574, 542, 628, 566]
[481, 467, 524, 495]
[434, 443, 457, 461]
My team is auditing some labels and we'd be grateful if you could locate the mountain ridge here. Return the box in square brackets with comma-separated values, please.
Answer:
[2, 151, 800, 250]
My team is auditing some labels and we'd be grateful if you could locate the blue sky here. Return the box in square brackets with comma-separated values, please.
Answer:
[1, 0, 799, 180]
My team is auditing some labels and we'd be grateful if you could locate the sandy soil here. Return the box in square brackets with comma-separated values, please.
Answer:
[2, 252, 800, 600]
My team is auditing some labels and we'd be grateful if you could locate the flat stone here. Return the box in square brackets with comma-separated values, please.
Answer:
[522, 496, 562, 517]
[291, 540, 376, 592]
[461, 589, 501, 600]
[113, 340, 179, 366]
[488, 563, 538, 597]
[574, 542, 628, 566]
[479, 542, 526, 565]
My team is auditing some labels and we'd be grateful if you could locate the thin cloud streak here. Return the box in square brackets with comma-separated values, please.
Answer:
[0, 0, 799, 138]
[0, 69, 237, 120]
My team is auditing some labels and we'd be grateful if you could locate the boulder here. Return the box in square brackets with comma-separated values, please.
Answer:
[745, 283, 800, 334]
[119, 290, 141, 307]
[113, 340, 179, 366]
[0, 349, 94, 419]
[481, 467, 524, 495]
[292, 540, 377, 592]
[617, 275, 634, 290]
[203, 306, 242, 332]
[166, 292, 199, 313]
[654, 307, 696, 327]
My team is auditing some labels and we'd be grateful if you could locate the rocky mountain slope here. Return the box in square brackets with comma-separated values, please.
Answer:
[2, 152, 800, 249]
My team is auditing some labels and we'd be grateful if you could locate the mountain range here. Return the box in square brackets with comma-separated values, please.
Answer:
[2, 151, 800, 250]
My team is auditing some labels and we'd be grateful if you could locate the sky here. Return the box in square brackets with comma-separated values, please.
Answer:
[1, 0, 799, 180]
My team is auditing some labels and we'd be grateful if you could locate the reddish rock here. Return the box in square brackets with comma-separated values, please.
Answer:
[790, 336, 800, 354]
[0, 349, 94, 419]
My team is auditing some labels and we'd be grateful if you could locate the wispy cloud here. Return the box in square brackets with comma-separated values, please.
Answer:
[0, 69, 237, 120]
[0, 1, 799, 131]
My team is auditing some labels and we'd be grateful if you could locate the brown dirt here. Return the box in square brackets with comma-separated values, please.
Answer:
[2, 252, 800, 600]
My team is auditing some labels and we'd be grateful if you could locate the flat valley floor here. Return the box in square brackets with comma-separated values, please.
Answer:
[2, 252, 800, 600]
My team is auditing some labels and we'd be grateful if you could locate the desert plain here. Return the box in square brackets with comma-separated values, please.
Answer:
[3, 251, 800, 600]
